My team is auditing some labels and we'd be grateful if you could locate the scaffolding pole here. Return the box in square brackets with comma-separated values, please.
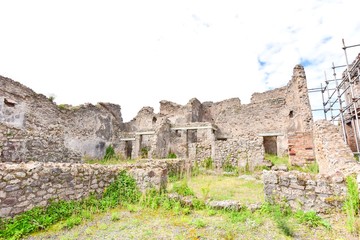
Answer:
[343, 39, 360, 154]
[311, 39, 360, 154]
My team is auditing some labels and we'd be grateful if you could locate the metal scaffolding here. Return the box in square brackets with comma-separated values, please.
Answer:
[309, 39, 360, 154]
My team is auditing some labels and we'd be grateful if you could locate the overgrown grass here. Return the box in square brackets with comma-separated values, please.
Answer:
[343, 175, 360, 234]
[1, 170, 346, 240]
[181, 174, 264, 204]
[265, 153, 289, 166]
[0, 171, 140, 240]
[265, 153, 319, 174]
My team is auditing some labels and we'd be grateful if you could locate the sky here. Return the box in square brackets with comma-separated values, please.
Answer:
[0, 0, 359, 121]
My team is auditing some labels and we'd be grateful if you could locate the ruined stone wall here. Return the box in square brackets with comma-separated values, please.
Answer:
[263, 170, 347, 213]
[263, 119, 360, 213]
[159, 98, 204, 125]
[288, 132, 315, 166]
[313, 120, 360, 175]
[0, 159, 185, 218]
[188, 142, 212, 162]
[214, 137, 264, 170]
[64, 103, 123, 159]
[0, 76, 124, 162]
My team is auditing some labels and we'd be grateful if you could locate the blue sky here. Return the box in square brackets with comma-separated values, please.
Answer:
[0, 0, 359, 121]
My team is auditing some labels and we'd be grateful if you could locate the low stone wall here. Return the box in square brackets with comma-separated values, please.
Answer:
[0, 159, 185, 218]
[263, 170, 349, 213]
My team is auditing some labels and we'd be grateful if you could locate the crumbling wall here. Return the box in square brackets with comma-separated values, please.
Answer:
[264, 119, 360, 213]
[0, 159, 185, 218]
[64, 103, 123, 159]
[0, 75, 124, 162]
[313, 120, 360, 175]
[263, 170, 347, 213]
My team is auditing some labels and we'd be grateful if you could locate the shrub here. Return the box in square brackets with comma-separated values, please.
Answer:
[172, 180, 194, 196]
[104, 145, 116, 160]
[203, 157, 213, 170]
[295, 210, 330, 229]
[140, 147, 149, 158]
[167, 151, 177, 159]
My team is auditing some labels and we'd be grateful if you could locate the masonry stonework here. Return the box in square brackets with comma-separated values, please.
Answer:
[0, 159, 185, 218]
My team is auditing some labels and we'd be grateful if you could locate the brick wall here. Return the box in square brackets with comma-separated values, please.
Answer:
[288, 132, 315, 166]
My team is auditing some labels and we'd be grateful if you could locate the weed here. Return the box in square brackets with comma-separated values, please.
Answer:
[58, 104, 67, 110]
[0, 171, 140, 240]
[192, 198, 205, 210]
[259, 202, 294, 237]
[48, 95, 55, 103]
[192, 160, 200, 177]
[343, 175, 360, 233]
[200, 182, 211, 201]
[295, 210, 331, 229]
[172, 180, 194, 196]
[64, 216, 82, 229]
[265, 153, 289, 166]
[191, 218, 206, 228]
[228, 209, 252, 223]
[140, 147, 149, 158]
[203, 157, 213, 170]
[102, 170, 141, 207]
[104, 145, 116, 160]
[111, 212, 120, 221]
[167, 151, 177, 159]
[223, 156, 237, 173]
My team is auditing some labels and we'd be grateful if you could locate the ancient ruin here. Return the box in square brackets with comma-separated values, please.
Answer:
[1, 53, 360, 219]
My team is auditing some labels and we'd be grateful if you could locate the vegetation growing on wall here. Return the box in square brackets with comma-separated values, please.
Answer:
[0, 171, 140, 240]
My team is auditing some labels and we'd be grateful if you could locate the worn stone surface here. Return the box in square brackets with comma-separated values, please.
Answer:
[313, 120, 360, 175]
[0, 159, 185, 218]
[263, 170, 349, 213]
[0, 76, 125, 162]
[1, 64, 314, 167]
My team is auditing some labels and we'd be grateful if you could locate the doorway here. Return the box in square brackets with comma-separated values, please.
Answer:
[263, 136, 277, 155]
[124, 141, 133, 159]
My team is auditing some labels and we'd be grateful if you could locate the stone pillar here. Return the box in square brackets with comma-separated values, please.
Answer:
[133, 135, 141, 159]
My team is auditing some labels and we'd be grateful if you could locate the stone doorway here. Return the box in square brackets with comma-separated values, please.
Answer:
[125, 141, 133, 159]
[263, 136, 277, 155]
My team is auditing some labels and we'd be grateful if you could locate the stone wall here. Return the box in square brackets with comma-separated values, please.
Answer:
[313, 120, 360, 175]
[288, 132, 315, 166]
[214, 137, 264, 170]
[263, 119, 360, 213]
[0, 159, 185, 218]
[263, 170, 347, 213]
[0, 75, 124, 162]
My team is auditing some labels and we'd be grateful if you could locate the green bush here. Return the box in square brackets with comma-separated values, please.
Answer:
[140, 147, 149, 158]
[171, 180, 194, 196]
[295, 210, 330, 229]
[167, 151, 177, 159]
[203, 157, 213, 170]
[104, 145, 116, 160]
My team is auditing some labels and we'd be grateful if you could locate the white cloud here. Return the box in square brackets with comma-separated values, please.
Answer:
[0, 0, 359, 121]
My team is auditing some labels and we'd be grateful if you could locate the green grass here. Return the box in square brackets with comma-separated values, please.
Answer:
[1, 171, 351, 240]
[84, 157, 136, 165]
[343, 175, 360, 234]
[0, 170, 140, 240]
[265, 153, 319, 174]
[265, 153, 289, 166]
[179, 174, 264, 204]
